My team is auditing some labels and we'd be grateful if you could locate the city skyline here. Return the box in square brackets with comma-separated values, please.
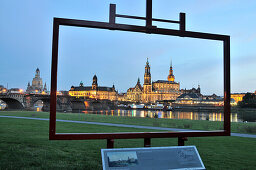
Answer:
[0, 0, 256, 95]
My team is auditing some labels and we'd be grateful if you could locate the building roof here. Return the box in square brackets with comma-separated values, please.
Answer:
[70, 86, 115, 92]
[153, 80, 178, 84]
[177, 93, 199, 99]
[9, 88, 20, 91]
[135, 82, 143, 91]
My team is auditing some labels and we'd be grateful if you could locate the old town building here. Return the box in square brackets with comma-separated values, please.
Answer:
[69, 75, 117, 101]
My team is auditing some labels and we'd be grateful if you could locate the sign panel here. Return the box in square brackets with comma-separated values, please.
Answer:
[101, 146, 205, 170]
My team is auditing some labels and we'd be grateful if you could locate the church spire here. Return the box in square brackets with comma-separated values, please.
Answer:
[43, 82, 47, 91]
[167, 59, 175, 82]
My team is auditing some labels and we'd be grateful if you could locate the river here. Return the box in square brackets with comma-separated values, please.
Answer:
[81, 109, 256, 122]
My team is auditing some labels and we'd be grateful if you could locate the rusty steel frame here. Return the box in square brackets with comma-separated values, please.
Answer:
[50, 2, 230, 147]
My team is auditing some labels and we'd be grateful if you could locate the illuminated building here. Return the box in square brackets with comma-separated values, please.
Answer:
[231, 93, 246, 103]
[174, 93, 237, 107]
[69, 75, 117, 101]
[26, 68, 47, 94]
[117, 93, 127, 101]
[127, 58, 181, 103]
[127, 78, 143, 102]
[9, 88, 24, 94]
[174, 93, 201, 105]
[142, 58, 181, 103]
[0, 85, 7, 94]
[173, 93, 222, 107]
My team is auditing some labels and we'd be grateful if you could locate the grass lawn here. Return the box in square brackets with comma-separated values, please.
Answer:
[0, 111, 256, 169]
[0, 111, 256, 134]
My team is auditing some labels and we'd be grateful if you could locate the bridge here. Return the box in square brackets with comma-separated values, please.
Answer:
[0, 93, 116, 112]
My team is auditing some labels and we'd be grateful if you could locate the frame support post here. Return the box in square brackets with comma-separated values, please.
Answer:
[107, 139, 114, 148]
[146, 0, 152, 27]
[49, 19, 59, 140]
[179, 13, 186, 31]
[224, 36, 231, 135]
[109, 4, 116, 24]
[178, 137, 188, 146]
[144, 138, 151, 147]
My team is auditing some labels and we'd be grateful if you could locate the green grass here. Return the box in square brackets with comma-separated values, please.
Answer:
[0, 111, 256, 134]
[0, 113, 256, 169]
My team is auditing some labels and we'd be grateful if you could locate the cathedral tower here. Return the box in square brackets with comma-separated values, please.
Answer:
[92, 74, 98, 90]
[144, 58, 151, 85]
[143, 58, 152, 93]
[167, 60, 175, 82]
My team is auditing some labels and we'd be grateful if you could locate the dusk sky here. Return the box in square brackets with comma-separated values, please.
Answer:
[0, 0, 255, 95]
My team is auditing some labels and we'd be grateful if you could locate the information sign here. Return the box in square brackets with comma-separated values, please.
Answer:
[101, 146, 205, 170]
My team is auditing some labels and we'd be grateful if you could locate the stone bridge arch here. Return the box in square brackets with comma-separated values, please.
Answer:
[25, 94, 51, 111]
[25, 94, 73, 112]
[0, 93, 25, 110]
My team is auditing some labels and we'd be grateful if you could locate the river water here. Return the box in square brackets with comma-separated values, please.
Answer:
[81, 109, 256, 122]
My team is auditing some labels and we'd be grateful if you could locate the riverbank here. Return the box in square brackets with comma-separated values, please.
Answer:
[0, 111, 255, 134]
[0, 114, 255, 169]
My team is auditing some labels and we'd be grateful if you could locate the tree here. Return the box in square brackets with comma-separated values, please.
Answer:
[238, 93, 256, 108]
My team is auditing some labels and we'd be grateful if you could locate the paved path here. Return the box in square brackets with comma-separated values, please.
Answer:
[1, 115, 256, 138]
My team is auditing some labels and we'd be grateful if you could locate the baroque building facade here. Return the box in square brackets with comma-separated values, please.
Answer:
[230, 93, 246, 103]
[69, 75, 118, 101]
[26, 68, 47, 94]
[127, 78, 143, 103]
[127, 59, 181, 103]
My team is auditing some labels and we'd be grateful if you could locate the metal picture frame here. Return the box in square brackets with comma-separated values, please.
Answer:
[50, 1, 230, 148]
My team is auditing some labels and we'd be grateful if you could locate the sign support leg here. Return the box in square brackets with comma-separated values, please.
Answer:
[107, 139, 114, 148]
[178, 137, 188, 146]
[144, 138, 151, 147]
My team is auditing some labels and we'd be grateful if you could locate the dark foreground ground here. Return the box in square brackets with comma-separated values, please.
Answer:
[0, 111, 255, 169]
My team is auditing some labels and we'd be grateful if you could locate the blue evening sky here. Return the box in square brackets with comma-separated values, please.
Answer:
[0, 0, 255, 95]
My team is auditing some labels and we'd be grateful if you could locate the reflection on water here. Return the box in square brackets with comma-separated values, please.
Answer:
[81, 109, 256, 122]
